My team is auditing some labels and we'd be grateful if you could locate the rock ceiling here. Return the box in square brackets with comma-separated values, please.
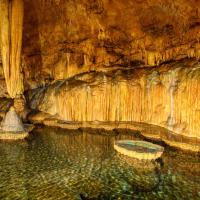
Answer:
[0, 0, 200, 95]
[2, 0, 197, 88]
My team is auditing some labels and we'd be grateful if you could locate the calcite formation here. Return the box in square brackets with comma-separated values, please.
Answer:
[0, 0, 200, 88]
[0, 0, 24, 98]
[1, 107, 25, 132]
[28, 60, 200, 143]
[0, 105, 34, 139]
[20, 0, 200, 88]
[0, 0, 200, 149]
[114, 140, 164, 160]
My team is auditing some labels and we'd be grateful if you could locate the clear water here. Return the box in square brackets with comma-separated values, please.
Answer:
[0, 127, 199, 200]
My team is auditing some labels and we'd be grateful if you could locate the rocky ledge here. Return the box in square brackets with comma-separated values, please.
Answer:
[25, 59, 200, 152]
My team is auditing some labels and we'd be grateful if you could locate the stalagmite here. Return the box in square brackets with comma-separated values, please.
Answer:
[1, 106, 25, 132]
[0, 0, 24, 98]
[0, 104, 34, 139]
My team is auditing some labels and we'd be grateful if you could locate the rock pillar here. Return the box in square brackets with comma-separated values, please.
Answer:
[0, 0, 24, 98]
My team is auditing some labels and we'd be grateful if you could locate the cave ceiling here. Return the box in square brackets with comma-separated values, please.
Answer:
[0, 0, 200, 88]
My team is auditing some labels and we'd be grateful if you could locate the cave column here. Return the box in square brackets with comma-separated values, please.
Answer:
[0, 0, 24, 99]
[0, 0, 27, 122]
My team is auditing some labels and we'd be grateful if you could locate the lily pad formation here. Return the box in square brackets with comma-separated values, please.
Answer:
[114, 140, 164, 160]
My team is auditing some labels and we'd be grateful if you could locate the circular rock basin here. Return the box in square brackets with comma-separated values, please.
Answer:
[114, 140, 164, 160]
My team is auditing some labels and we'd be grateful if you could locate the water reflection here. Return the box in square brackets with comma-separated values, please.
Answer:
[0, 127, 199, 199]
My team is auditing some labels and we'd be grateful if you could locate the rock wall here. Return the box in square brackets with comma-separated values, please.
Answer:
[0, 0, 200, 148]
[19, 0, 200, 88]
[28, 59, 200, 139]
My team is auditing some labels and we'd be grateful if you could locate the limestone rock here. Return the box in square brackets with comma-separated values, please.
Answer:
[0, 0, 197, 88]
[0, 0, 24, 98]
[28, 111, 55, 124]
[0, 0, 200, 149]
[27, 59, 200, 140]
[114, 140, 164, 160]
[1, 107, 25, 132]
[0, 79, 9, 98]
[14, 96, 30, 121]
[0, 98, 13, 119]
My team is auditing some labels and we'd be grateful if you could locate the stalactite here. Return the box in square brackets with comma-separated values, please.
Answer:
[0, 0, 24, 98]
[142, 44, 200, 67]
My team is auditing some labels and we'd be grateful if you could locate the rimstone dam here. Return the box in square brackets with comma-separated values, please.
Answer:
[0, 0, 200, 199]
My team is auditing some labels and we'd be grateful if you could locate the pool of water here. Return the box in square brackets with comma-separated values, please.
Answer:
[0, 127, 199, 200]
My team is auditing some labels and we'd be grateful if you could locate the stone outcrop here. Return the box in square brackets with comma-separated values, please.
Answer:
[0, 105, 34, 139]
[0, 0, 199, 89]
[28, 59, 200, 143]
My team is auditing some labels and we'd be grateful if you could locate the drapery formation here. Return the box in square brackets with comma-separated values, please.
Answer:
[0, 0, 24, 98]
[30, 61, 200, 139]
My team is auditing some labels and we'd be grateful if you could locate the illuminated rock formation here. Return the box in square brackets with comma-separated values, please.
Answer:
[0, 0, 24, 98]
[1, 107, 25, 132]
[114, 140, 164, 160]
[0, 0, 200, 148]
[0, 0, 27, 139]
[0, 0, 199, 88]
[28, 60, 200, 142]
[20, 0, 200, 88]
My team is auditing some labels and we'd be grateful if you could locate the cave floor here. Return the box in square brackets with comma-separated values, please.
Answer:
[0, 126, 199, 200]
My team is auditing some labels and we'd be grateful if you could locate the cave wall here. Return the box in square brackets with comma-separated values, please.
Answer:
[29, 60, 200, 139]
[0, 0, 200, 143]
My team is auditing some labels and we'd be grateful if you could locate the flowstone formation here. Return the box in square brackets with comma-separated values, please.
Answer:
[114, 140, 164, 160]
[27, 59, 200, 151]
